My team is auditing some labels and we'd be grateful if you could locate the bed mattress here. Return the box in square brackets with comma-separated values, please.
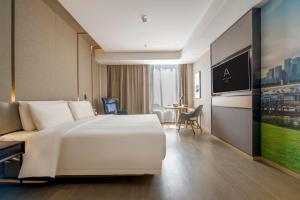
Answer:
[0, 131, 37, 142]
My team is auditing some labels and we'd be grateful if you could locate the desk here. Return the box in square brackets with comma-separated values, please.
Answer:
[164, 105, 189, 123]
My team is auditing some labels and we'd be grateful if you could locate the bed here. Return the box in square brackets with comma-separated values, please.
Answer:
[0, 101, 166, 178]
[0, 131, 37, 142]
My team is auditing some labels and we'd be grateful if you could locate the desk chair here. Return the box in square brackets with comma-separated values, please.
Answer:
[178, 105, 203, 134]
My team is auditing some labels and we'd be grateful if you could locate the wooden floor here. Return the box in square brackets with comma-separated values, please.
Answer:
[1, 125, 300, 200]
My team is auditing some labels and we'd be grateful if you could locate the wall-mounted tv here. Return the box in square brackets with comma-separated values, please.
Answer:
[212, 51, 251, 94]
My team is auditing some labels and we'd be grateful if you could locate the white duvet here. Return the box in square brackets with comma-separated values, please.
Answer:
[19, 114, 166, 178]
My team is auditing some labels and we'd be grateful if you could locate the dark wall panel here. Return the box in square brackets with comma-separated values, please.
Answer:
[211, 9, 261, 156]
[212, 106, 252, 155]
[211, 11, 252, 66]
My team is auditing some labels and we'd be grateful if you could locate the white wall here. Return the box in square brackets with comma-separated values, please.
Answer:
[193, 51, 211, 133]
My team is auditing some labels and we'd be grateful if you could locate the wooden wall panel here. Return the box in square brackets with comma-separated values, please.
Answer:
[15, 0, 77, 101]
[78, 35, 92, 101]
[0, 0, 12, 101]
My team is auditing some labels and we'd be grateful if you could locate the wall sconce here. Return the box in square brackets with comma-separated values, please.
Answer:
[11, 89, 16, 102]
[84, 94, 88, 101]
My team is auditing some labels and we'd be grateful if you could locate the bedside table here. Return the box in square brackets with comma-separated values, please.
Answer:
[0, 141, 25, 184]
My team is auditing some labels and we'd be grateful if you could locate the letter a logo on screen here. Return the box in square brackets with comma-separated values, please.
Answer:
[222, 67, 231, 83]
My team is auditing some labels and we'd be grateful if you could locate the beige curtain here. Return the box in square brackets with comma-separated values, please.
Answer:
[98, 64, 108, 113]
[107, 65, 150, 114]
[179, 64, 194, 107]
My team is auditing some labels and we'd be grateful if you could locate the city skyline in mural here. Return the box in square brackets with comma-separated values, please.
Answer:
[262, 56, 300, 87]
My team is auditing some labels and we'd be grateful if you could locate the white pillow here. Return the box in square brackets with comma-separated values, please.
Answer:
[18, 101, 63, 131]
[29, 102, 74, 130]
[68, 101, 95, 120]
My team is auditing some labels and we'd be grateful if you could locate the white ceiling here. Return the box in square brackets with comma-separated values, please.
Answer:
[58, 0, 263, 64]
[58, 0, 213, 51]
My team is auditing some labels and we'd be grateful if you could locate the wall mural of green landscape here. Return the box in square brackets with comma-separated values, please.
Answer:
[261, 0, 300, 174]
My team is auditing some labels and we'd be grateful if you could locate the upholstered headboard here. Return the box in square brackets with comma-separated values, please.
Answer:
[0, 102, 23, 136]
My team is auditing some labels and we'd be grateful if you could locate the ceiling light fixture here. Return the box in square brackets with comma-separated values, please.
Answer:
[142, 15, 148, 23]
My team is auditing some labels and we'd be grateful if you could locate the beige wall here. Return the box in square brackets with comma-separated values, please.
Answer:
[78, 35, 92, 101]
[0, 0, 96, 103]
[193, 51, 211, 133]
[0, 0, 12, 101]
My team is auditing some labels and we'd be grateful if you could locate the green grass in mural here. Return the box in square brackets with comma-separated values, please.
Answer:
[262, 123, 300, 174]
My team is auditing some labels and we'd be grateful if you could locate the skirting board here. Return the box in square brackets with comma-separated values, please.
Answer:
[212, 134, 300, 180]
[211, 134, 253, 160]
[256, 157, 300, 181]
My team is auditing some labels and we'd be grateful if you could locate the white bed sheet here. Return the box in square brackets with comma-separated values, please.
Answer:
[18, 114, 166, 178]
[57, 114, 166, 176]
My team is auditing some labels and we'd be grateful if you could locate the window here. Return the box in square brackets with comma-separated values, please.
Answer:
[150, 65, 179, 122]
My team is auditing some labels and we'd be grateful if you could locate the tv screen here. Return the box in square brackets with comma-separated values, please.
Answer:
[212, 51, 250, 94]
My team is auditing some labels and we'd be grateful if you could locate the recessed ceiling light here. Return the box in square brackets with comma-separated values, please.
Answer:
[142, 15, 148, 23]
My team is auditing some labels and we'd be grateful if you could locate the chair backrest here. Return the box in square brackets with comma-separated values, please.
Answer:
[192, 105, 203, 117]
[102, 97, 119, 114]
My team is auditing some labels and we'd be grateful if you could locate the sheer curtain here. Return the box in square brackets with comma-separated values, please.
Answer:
[150, 65, 179, 122]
